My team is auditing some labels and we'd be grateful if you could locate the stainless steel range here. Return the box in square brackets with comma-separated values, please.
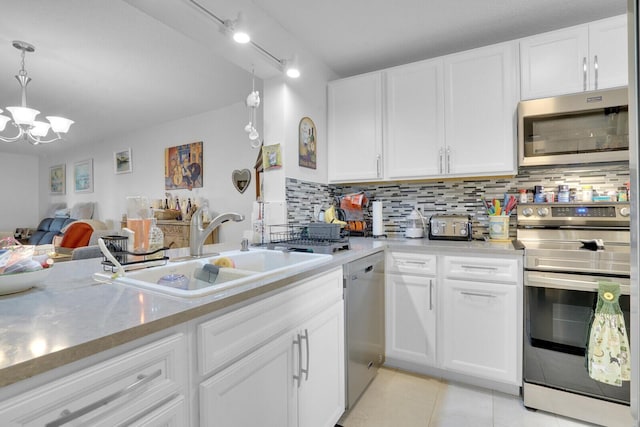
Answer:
[517, 202, 632, 426]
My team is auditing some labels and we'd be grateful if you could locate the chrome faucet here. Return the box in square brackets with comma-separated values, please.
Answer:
[190, 204, 245, 256]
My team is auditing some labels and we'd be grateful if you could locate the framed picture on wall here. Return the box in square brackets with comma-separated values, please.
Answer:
[74, 159, 94, 193]
[164, 141, 203, 190]
[298, 117, 316, 169]
[114, 148, 132, 174]
[49, 164, 66, 195]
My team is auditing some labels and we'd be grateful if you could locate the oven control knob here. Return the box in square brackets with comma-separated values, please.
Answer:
[460, 228, 467, 236]
[536, 207, 549, 217]
[620, 207, 630, 217]
[521, 207, 533, 217]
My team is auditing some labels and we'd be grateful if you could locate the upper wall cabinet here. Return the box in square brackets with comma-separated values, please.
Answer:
[442, 42, 518, 178]
[385, 58, 445, 179]
[328, 72, 383, 182]
[328, 41, 518, 183]
[520, 15, 627, 100]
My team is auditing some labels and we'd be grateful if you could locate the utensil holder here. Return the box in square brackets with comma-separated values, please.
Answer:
[488, 216, 510, 240]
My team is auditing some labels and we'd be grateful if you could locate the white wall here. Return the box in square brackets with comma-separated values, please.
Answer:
[0, 152, 39, 230]
[261, 52, 336, 205]
[38, 102, 260, 244]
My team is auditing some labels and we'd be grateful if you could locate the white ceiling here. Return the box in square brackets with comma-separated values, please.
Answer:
[0, 0, 626, 157]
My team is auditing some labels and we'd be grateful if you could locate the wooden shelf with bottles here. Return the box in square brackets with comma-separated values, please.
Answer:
[120, 220, 218, 249]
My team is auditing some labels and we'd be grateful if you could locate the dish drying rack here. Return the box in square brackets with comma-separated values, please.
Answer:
[100, 235, 169, 273]
[267, 223, 350, 254]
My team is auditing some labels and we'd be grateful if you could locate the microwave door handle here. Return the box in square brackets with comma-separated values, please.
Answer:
[439, 148, 443, 174]
[526, 272, 630, 295]
[582, 57, 587, 91]
[594, 55, 598, 90]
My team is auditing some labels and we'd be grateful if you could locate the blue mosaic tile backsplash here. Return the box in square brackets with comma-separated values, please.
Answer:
[285, 163, 629, 240]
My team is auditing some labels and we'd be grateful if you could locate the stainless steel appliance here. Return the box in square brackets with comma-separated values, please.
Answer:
[428, 214, 472, 241]
[518, 87, 629, 167]
[343, 252, 385, 410]
[517, 202, 632, 426]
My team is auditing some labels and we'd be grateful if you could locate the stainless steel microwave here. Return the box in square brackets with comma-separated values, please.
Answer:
[518, 87, 628, 167]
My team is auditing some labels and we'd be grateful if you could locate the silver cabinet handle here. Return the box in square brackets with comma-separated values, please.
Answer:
[45, 369, 162, 427]
[594, 55, 599, 90]
[429, 279, 434, 311]
[583, 57, 587, 91]
[376, 154, 381, 178]
[460, 265, 498, 272]
[401, 260, 428, 267]
[301, 329, 310, 381]
[461, 291, 496, 298]
[439, 148, 443, 174]
[293, 333, 303, 387]
[446, 147, 451, 174]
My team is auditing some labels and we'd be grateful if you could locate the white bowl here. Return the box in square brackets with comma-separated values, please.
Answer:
[0, 268, 52, 295]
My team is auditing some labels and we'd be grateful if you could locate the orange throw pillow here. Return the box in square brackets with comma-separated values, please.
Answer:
[59, 222, 93, 249]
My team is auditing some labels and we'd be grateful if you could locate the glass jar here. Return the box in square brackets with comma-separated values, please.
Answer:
[558, 185, 570, 203]
[518, 189, 528, 203]
[148, 218, 165, 259]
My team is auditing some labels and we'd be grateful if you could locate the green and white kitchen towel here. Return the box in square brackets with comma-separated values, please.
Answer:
[587, 282, 630, 386]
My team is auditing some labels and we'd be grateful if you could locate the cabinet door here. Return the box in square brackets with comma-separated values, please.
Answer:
[328, 73, 383, 182]
[385, 59, 445, 178]
[298, 302, 345, 427]
[385, 273, 436, 366]
[200, 332, 297, 427]
[441, 279, 518, 384]
[443, 42, 517, 177]
[520, 25, 589, 99]
[588, 15, 628, 90]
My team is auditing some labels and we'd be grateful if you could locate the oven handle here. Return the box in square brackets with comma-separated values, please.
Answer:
[525, 271, 630, 295]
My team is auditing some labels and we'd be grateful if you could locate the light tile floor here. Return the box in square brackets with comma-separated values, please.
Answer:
[339, 367, 599, 427]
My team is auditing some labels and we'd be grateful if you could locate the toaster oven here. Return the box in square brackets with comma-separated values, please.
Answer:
[428, 215, 472, 241]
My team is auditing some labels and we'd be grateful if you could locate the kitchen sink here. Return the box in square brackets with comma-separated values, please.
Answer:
[108, 249, 332, 298]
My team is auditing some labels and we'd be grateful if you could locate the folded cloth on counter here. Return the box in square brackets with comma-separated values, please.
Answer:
[586, 282, 630, 386]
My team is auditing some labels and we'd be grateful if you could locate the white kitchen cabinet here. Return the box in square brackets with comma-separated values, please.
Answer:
[385, 58, 445, 179]
[329, 41, 517, 182]
[520, 15, 627, 99]
[0, 333, 189, 426]
[198, 268, 344, 427]
[443, 42, 518, 177]
[328, 72, 383, 182]
[440, 256, 521, 385]
[200, 331, 298, 427]
[385, 251, 437, 367]
[297, 302, 345, 427]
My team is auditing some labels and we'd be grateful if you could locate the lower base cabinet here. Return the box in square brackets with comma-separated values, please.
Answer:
[200, 301, 345, 427]
[0, 333, 189, 427]
[385, 250, 522, 390]
[441, 279, 518, 384]
[385, 273, 436, 366]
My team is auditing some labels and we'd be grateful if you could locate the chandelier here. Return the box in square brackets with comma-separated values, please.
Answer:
[0, 41, 74, 145]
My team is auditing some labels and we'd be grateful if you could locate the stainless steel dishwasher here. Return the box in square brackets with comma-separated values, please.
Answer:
[343, 251, 385, 410]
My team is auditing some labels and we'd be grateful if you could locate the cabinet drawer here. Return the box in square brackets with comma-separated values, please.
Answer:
[197, 268, 343, 376]
[0, 333, 187, 426]
[386, 251, 436, 276]
[443, 256, 519, 284]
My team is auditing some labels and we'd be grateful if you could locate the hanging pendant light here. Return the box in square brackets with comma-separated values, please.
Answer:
[244, 68, 261, 148]
[0, 41, 74, 145]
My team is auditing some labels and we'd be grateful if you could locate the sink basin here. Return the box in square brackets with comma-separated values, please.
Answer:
[110, 249, 332, 298]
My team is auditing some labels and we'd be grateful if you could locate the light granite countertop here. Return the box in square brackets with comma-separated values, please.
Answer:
[0, 236, 521, 388]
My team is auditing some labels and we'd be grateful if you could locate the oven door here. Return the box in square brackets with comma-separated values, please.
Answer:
[524, 271, 630, 404]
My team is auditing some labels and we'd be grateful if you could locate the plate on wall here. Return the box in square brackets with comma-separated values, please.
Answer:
[0, 268, 51, 295]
